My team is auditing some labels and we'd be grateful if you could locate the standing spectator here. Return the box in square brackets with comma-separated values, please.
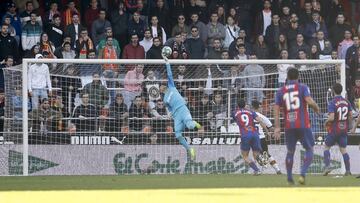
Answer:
[39, 32, 56, 58]
[46, 14, 63, 48]
[110, 1, 128, 51]
[21, 12, 42, 55]
[277, 50, 292, 87]
[349, 0, 360, 26]
[223, 16, 239, 49]
[91, 8, 111, 46]
[84, 0, 99, 33]
[243, 54, 265, 105]
[28, 54, 52, 109]
[19, 1, 42, 27]
[122, 33, 145, 59]
[253, 35, 269, 59]
[3, 14, 19, 45]
[0, 55, 14, 90]
[304, 11, 328, 41]
[171, 14, 189, 37]
[0, 24, 19, 63]
[43, 2, 61, 29]
[188, 12, 207, 43]
[149, 15, 167, 45]
[298, 1, 313, 26]
[279, 5, 291, 31]
[128, 11, 146, 40]
[254, 0, 272, 36]
[4, 2, 22, 41]
[337, 30, 353, 59]
[83, 73, 109, 109]
[289, 34, 310, 59]
[63, 1, 80, 27]
[346, 35, 360, 95]
[264, 13, 283, 58]
[287, 18, 304, 45]
[146, 37, 162, 59]
[140, 29, 153, 54]
[150, 0, 170, 35]
[206, 38, 222, 59]
[329, 13, 353, 49]
[72, 93, 97, 132]
[123, 64, 144, 109]
[106, 93, 128, 132]
[206, 12, 225, 47]
[75, 28, 94, 59]
[97, 27, 121, 57]
[64, 13, 83, 48]
[185, 25, 205, 59]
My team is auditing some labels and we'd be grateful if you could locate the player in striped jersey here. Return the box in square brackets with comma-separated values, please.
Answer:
[233, 99, 266, 175]
[274, 68, 320, 185]
[251, 100, 281, 174]
[324, 83, 352, 176]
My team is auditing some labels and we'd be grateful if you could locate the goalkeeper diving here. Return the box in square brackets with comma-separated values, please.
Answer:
[161, 50, 201, 161]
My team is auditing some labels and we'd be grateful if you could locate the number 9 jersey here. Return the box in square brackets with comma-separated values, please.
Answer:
[327, 96, 352, 135]
[275, 81, 311, 129]
[233, 108, 259, 136]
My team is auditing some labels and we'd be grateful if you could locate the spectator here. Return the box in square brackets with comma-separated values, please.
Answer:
[243, 54, 265, 104]
[223, 16, 239, 49]
[28, 54, 52, 109]
[123, 64, 144, 109]
[29, 98, 62, 133]
[185, 25, 205, 59]
[97, 27, 121, 58]
[207, 38, 222, 59]
[39, 32, 56, 58]
[264, 13, 283, 58]
[346, 36, 360, 95]
[337, 30, 353, 59]
[150, 99, 171, 135]
[91, 8, 111, 46]
[25, 44, 40, 58]
[128, 11, 146, 40]
[253, 35, 269, 59]
[75, 28, 94, 59]
[309, 44, 320, 59]
[140, 29, 153, 54]
[63, 0, 80, 27]
[46, 14, 63, 48]
[206, 12, 225, 47]
[168, 32, 187, 59]
[188, 12, 207, 43]
[254, 0, 272, 36]
[298, 1, 313, 26]
[149, 15, 167, 45]
[72, 93, 97, 132]
[110, 1, 128, 51]
[4, 2, 22, 41]
[129, 95, 148, 132]
[82, 73, 109, 110]
[329, 13, 353, 49]
[0, 24, 19, 63]
[143, 69, 161, 104]
[125, 0, 141, 14]
[150, 0, 171, 35]
[19, 1, 42, 27]
[2, 14, 19, 45]
[234, 43, 248, 60]
[277, 50, 292, 87]
[43, 2, 61, 29]
[64, 13, 83, 48]
[54, 36, 71, 58]
[210, 92, 226, 131]
[61, 42, 76, 59]
[78, 49, 102, 77]
[279, 5, 291, 31]
[106, 93, 129, 132]
[122, 33, 145, 59]
[289, 34, 310, 59]
[274, 33, 288, 59]
[311, 30, 333, 56]
[349, 0, 360, 26]
[84, 0, 99, 33]
[171, 14, 189, 37]
[0, 55, 14, 90]
[146, 37, 162, 59]
[194, 94, 213, 131]
[304, 11, 328, 41]
[216, 5, 226, 25]
[287, 17, 304, 44]
[21, 12, 42, 55]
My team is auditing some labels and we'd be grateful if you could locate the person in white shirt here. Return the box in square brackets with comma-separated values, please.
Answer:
[28, 54, 52, 109]
[277, 50, 293, 87]
[224, 16, 240, 49]
[251, 100, 281, 174]
[140, 29, 153, 54]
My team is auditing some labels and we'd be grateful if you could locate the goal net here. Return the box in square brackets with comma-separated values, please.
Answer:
[0, 59, 346, 176]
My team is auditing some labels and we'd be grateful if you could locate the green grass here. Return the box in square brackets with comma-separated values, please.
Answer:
[0, 174, 359, 191]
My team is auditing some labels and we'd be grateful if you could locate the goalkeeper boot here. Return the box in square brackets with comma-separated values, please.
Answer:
[189, 148, 196, 161]
[323, 166, 333, 176]
[298, 175, 305, 185]
[194, 121, 202, 130]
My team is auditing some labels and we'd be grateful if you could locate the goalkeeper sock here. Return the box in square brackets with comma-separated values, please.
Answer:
[301, 150, 313, 177]
[323, 149, 330, 167]
[177, 135, 190, 151]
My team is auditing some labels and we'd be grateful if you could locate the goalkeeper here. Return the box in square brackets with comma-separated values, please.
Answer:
[162, 53, 201, 161]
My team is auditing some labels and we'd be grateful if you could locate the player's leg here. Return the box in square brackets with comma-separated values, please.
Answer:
[338, 134, 351, 175]
[285, 129, 298, 184]
[299, 129, 315, 184]
[181, 106, 201, 130]
[241, 135, 260, 174]
[173, 114, 195, 160]
[260, 138, 281, 174]
[323, 134, 335, 175]
[251, 135, 263, 175]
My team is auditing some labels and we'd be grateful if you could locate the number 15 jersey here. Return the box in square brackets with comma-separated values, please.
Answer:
[275, 80, 311, 129]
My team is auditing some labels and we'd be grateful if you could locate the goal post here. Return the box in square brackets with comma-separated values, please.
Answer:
[0, 58, 347, 176]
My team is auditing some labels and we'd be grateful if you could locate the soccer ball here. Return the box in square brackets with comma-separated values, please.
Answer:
[161, 46, 172, 58]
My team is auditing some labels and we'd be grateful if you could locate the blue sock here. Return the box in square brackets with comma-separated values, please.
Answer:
[301, 150, 313, 177]
[249, 161, 259, 172]
[342, 153, 350, 172]
[176, 135, 190, 151]
[324, 150, 330, 167]
[286, 152, 294, 181]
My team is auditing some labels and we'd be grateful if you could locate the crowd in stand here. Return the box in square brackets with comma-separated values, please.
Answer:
[0, 0, 360, 140]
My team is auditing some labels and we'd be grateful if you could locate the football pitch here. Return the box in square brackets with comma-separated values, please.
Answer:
[0, 174, 360, 203]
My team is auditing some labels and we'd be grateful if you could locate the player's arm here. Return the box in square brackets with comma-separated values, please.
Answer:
[324, 112, 335, 129]
[165, 61, 176, 88]
[273, 104, 281, 140]
[305, 96, 320, 114]
[254, 115, 267, 132]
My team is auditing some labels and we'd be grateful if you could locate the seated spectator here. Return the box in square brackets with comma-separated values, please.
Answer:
[206, 38, 222, 59]
[72, 93, 97, 132]
[123, 64, 144, 109]
[224, 16, 239, 49]
[91, 8, 111, 46]
[106, 93, 129, 132]
[75, 28, 94, 59]
[29, 98, 62, 133]
[168, 32, 188, 59]
[234, 44, 248, 60]
[194, 94, 213, 131]
[39, 33, 56, 58]
[228, 35, 252, 58]
[122, 33, 145, 60]
[273, 34, 288, 59]
[129, 95, 148, 132]
[46, 14, 63, 48]
[54, 36, 71, 58]
[243, 54, 265, 105]
[289, 34, 309, 59]
[185, 25, 205, 59]
[140, 29, 153, 54]
[150, 99, 171, 135]
[21, 12, 42, 56]
[309, 44, 320, 59]
[146, 37, 162, 59]
[337, 30, 353, 59]
[78, 50, 101, 77]
[61, 42, 76, 59]
[128, 11, 146, 40]
[171, 14, 189, 37]
[83, 73, 109, 110]
[253, 35, 269, 59]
